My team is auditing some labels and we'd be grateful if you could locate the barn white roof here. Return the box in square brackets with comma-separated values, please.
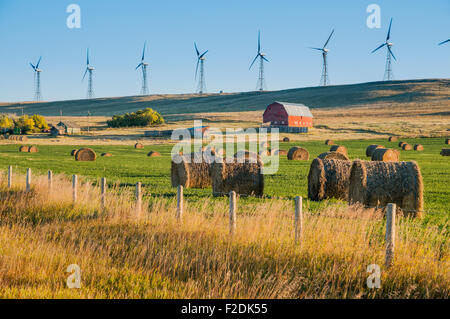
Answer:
[275, 101, 314, 118]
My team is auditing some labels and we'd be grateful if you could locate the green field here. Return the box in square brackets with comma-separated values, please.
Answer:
[0, 137, 448, 226]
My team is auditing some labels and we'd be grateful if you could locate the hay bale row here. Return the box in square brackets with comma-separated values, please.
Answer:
[75, 148, 96, 161]
[330, 145, 348, 156]
[414, 144, 424, 151]
[287, 147, 309, 160]
[171, 152, 213, 189]
[325, 139, 334, 145]
[8, 135, 28, 142]
[18, 145, 38, 153]
[366, 144, 384, 157]
[388, 136, 398, 142]
[348, 160, 423, 215]
[371, 148, 399, 162]
[308, 158, 353, 201]
[402, 143, 412, 151]
[317, 151, 349, 161]
[211, 158, 264, 196]
[441, 149, 450, 156]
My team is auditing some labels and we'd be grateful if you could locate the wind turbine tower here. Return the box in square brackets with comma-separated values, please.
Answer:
[194, 42, 208, 94]
[310, 29, 334, 86]
[136, 42, 149, 95]
[372, 18, 396, 81]
[30, 57, 42, 101]
[82, 49, 95, 99]
[249, 31, 269, 91]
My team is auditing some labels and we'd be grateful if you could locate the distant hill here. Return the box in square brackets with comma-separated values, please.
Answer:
[1, 79, 448, 117]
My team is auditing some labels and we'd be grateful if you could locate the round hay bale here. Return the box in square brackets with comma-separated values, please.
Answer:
[71, 149, 78, 156]
[134, 143, 144, 149]
[325, 139, 334, 145]
[75, 148, 97, 161]
[276, 149, 288, 156]
[283, 137, 290, 142]
[392, 149, 400, 157]
[234, 151, 260, 162]
[0, 135, 4, 140]
[330, 145, 348, 156]
[101, 153, 113, 157]
[398, 141, 406, 148]
[440, 149, 450, 156]
[211, 158, 264, 196]
[8, 135, 16, 141]
[19, 136, 28, 142]
[414, 144, 424, 151]
[19, 146, 29, 152]
[147, 151, 161, 157]
[445, 138, 450, 145]
[308, 158, 353, 201]
[402, 143, 412, 151]
[28, 146, 38, 153]
[371, 148, 399, 162]
[171, 152, 213, 189]
[366, 144, 384, 157]
[287, 147, 309, 160]
[317, 151, 349, 161]
[388, 136, 398, 142]
[348, 160, 423, 216]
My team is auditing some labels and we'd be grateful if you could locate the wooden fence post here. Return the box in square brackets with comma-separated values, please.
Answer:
[101, 177, 106, 209]
[136, 182, 142, 215]
[8, 166, 12, 188]
[385, 203, 396, 267]
[26, 168, 31, 192]
[176, 185, 183, 220]
[72, 175, 78, 203]
[48, 170, 53, 190]
[229, 191, 237, 235]
[295, 196, 303, 243]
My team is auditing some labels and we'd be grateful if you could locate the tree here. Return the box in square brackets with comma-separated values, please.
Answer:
[0, 115, 14, 132]
[14, 115, 35, 134]
[32, 114, 49, 130]
[107, 107, 164, 128]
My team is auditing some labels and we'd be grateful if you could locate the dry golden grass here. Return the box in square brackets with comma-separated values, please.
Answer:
[0, 170, 448, 298]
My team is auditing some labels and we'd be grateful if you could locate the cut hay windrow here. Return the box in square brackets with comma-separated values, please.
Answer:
[28, 146, 38, 153]
[371, 148, 399, 162]
[402, 143, 412, 151]
[388, 136, 398, 142]
[441, 149, 450, 156]
[147, 151, 161, 157]
[171, 152, 213, 189]
[308, 158, 353, 201]
[348, 160, 423, 216]
[134, 143, 144, 149]
[414, 144, 424, 151]
[329, 145, 348, 156]
[325, 139, 334, 145]
[287, 147, 309, 160]
[19, 146, 29, 152]
[211, 158, 264, 196]
[101, 153, 113, 157]
[366, 144, 384, 157]
[317, 151, 349, 161]
[75, 148, 97, 161]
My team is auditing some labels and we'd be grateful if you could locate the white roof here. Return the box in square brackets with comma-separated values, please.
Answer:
[275, 101, 313, 118]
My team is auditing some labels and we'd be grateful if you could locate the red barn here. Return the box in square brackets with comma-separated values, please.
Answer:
[262, 101, 313, 133]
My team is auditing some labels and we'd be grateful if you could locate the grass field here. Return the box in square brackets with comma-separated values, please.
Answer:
[0, 137, 448, 228]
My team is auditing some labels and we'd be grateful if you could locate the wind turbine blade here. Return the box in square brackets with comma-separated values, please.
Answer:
[262, 56, 269, 62]
[194, 42, 200, 56]
[82, 68, 88, 81]
[87, 49, 90, 65]
[438, 38, 450, 45]
[258, 30, 261, 53]
[199, 50, 208, 58]
[323, 29, 334, 48]
[386, 18, 393, 41]
[388, 46, 396, 61]
[135, 63, 143, 70]
[309, 47, 323, 51]
[371, 43, 386, 53]
[142, 42, 146, 61]
[195, 59, 199, 80]
[249, 55, 258, 70]
[30, 63, 36, 70]
[36, 56, 42, 68]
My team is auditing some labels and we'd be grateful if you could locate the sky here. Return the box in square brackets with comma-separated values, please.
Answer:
[0, 0, 449, 102]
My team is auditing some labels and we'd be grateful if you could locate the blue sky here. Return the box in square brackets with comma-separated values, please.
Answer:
[0, 0, 449, 102]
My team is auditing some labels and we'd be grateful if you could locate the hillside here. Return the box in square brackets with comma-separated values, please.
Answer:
[1, 79, 449, 117]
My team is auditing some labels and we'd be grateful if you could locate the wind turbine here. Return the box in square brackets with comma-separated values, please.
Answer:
[438, 38, 450, 45]
[372, 18, 396, 81]
[249, 30, 269, 91]
[194, 42, 208, 94]
[136, 42, 149, 95]
[29, 56, 42, 101]
[82, 49, 94, 99]
[310, 29, 334, 86]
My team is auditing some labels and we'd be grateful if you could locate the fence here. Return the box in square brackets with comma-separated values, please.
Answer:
[6, 166, 439, 269]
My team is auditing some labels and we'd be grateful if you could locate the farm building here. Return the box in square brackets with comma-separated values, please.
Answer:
[262, 101, 313, 133]
[50, 126, 65, 137]
[56, 121, 81, 135]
